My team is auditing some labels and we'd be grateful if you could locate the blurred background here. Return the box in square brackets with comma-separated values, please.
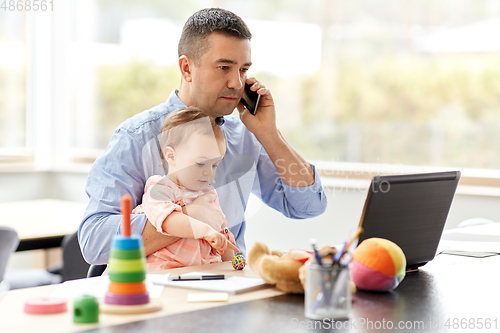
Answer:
[1, 0, 500, 275]
[3, 0, 500, 168]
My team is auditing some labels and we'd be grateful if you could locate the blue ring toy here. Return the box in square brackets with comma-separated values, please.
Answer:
[112, 234, 143, 250]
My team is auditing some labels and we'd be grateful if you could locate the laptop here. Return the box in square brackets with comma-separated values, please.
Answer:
[356, 171, 461, 271]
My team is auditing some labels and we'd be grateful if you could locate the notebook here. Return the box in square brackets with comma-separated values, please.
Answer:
[356, 171, 461, 270]
[149, 272, 272, 295]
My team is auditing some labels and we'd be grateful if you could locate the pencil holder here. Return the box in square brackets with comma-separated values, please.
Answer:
[304, 263, 351, 320]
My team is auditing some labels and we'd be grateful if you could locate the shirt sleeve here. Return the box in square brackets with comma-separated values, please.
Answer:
[132, 175, 164, 215]
[251, 147, 327, 219]
[142, 178, 183, 235]
[78, 128, 151, 265]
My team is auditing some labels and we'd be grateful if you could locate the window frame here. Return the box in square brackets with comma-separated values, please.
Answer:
[1, 3, 500, 198]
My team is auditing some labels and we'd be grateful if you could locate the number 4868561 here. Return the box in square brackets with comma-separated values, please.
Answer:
[1, 0, 54, 11]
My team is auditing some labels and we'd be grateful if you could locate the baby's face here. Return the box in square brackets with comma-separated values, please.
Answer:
[171, 132, 226, 191]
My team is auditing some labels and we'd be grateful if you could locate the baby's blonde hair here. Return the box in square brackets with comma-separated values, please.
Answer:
[160, 107, 225, 155]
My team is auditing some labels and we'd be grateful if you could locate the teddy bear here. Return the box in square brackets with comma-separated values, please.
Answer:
[247, 241, 336, 294]
[247, 239, 405, 294]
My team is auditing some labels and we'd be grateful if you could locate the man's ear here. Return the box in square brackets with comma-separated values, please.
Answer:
[179, 55, 193, 83]
[163, 146, 176, 165]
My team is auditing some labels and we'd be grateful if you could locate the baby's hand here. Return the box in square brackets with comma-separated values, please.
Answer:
[222, 228, 236, 246]
[204, 231, 239, 255]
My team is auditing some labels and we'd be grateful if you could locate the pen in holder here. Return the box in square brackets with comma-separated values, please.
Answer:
[304, 262, 351, 320]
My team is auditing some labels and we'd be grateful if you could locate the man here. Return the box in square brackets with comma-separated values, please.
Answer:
[79, 8, 327, 265]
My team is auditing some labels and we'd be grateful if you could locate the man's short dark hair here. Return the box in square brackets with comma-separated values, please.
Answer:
[178, 8, 252, 64]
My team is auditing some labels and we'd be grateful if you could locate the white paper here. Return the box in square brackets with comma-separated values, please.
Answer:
[186, 292, 229, 302]
[437, 223, 500, 255]
[50, 275, 165, 299]
[437, 239, 500, 254]
[443, 222, 500, 236]
[149, 272, 270, 295]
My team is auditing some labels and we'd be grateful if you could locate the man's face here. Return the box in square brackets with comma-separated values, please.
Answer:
[189, 32, 252, 117]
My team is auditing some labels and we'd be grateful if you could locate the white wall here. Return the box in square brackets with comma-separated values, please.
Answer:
[244, 186, 500, 252]
[0, 171, 88, 203]
[2, 171, 500, 253]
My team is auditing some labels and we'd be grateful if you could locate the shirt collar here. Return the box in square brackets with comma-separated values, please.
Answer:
[168, 89, 187, 110]
[169, 89, 225, 126]
[215, 116, 225, 126]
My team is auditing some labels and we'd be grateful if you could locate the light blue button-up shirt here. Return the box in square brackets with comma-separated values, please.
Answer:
[79, 90, 327, 264]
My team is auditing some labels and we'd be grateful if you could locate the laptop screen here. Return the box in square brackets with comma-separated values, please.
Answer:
[357, 171, 461, 270]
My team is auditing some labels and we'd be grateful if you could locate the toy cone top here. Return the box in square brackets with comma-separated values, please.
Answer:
[121, 194, 132, 237]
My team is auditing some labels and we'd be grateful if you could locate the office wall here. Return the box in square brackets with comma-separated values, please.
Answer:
[245, 190, 500, 251]
[0, 171, 89, 203]
[2, 171, 500, 252]
[0, 172, 50, 203]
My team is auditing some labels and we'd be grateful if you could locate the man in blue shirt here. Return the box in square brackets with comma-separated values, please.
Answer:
[79, 8, 327, 265]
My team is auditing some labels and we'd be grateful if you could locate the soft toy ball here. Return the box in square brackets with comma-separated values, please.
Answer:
[350, 238, 406, 292]
[232, 254, 246, 270]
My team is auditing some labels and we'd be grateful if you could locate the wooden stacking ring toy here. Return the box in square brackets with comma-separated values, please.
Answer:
[100, 194, 162, 314]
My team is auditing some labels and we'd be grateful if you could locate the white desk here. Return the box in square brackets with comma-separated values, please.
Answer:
[0, 199, 86, 251]
[0, 262, 284, 333]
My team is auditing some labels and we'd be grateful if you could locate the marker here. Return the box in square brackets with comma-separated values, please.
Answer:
[168, 274, 225, 281]
[338, 227, 363, 263]
[310, 239, 323, 267]
[333, 241, 347, 266]
[310, 239, 329, 310]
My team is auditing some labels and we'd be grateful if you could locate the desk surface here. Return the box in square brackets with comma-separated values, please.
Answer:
[1, 254, 499, 333]
[0, 262, 284, 333]
[0, 199, 86, 251]
[83, 254, 500, 333]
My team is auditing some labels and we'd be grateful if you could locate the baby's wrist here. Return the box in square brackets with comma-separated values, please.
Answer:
[183, 202, 200, 218]
[191, 221, 215, 239]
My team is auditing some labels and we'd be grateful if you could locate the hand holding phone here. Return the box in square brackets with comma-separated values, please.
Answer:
[241, 83, 261, 115]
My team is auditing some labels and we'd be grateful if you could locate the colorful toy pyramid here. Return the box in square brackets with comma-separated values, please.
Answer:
[101, 194, 161, 314]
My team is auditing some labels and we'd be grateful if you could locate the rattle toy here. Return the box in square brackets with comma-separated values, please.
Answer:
[73, 295, 99, 324]
[232, 254, 246, 270]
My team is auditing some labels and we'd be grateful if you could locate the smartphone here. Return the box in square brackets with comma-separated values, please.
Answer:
[241, 83, 261, 115]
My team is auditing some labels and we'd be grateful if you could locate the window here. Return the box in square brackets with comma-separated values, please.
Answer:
[65, 0, 500, 172]
[0, 10, 27, 159]
[4, 0, 500, 175]
[66, 1, 183, 155]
